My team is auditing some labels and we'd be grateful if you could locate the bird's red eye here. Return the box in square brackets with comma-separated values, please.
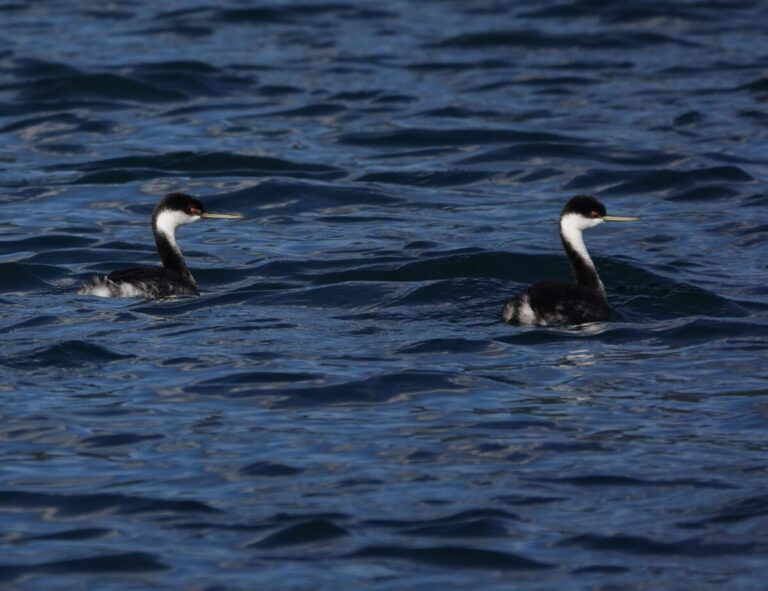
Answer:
[189, 207, 200, 214]
[590, 210, 599, 217]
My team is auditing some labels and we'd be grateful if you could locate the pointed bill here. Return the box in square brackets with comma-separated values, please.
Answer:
[602, 215, 639, 222]
[200, 212, 244, 220]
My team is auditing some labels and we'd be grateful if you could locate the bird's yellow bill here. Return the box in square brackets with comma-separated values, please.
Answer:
[201, 212, 244, 220]
[602, 215, 640, 222]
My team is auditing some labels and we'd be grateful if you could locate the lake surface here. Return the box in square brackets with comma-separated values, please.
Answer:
[1, 1, 768, 589]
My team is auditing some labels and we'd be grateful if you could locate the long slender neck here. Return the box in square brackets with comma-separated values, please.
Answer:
[152, 211, 197, 291]
[154, 229, 190, 275]
[559, 218, 605, 297]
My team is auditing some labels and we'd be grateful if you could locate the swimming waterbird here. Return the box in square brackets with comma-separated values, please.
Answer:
[502, 195, 639, 326]
[79, 192, 243, 299]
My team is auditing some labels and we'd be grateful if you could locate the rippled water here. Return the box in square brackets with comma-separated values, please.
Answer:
[2, 2, 768, 589]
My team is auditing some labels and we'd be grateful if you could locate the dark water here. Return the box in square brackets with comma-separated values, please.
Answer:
[2, 1, 768, 589]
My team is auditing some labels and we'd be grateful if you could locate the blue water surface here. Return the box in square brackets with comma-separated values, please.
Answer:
[1, 1, 768, 589]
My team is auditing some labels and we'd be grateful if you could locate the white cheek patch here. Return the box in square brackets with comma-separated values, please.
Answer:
[155, 209, 197, 241]
[560, 213, 601, 265]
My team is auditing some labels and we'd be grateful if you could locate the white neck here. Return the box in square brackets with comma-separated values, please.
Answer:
[155, 209, 195, 251]
[559, 213, 605, 296]
[559, 214, 596, 263]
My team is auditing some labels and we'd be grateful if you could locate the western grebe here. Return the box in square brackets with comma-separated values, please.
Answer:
[502, 195, 639, 326]
[79, 192, 243, 299]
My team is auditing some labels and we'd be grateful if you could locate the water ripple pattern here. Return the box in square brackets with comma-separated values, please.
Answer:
[1, 1, 767, 589]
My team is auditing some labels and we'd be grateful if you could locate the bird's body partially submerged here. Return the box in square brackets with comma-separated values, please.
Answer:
[504, 281, 611, 326]
[79, 193, 242, 299]
[82, 267, 199, 299]
[502, 195, 638, 327]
